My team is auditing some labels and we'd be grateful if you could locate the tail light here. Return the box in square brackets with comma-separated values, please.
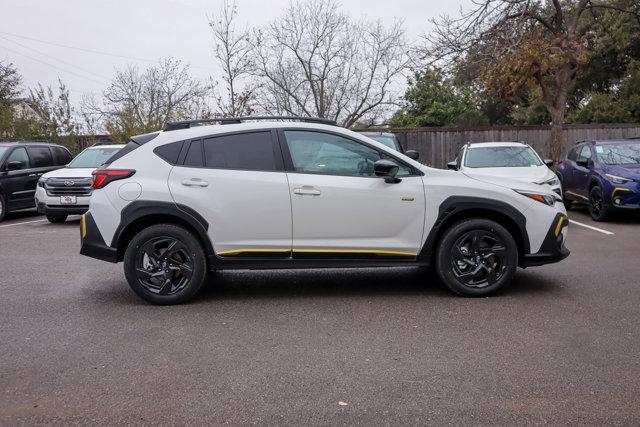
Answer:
[91, 169, 136, 189]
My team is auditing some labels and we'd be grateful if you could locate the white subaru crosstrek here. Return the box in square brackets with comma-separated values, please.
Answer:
[79, 117, 569, 304]
[35, 144, 123, 223]
[448, 142, 562, 195]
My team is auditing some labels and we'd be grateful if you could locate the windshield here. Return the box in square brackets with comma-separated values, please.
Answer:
[595, 143, 640, 165]
[464, 146, 542, 168]
[367, 135, 400, 151]
[68, 147, 122, 168]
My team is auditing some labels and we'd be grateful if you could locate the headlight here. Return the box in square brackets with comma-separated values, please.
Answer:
[605, 174, 631, 184]
[537, 176, 559, 186]
[514, 190, 559, 206]
[37, 178, 48, 188]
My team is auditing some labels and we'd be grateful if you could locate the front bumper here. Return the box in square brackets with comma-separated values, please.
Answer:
[606, 184, 640, 210]
[35, 187, 91, 215]
[79, 212, 118, 263]
[521, 213, 570, 267]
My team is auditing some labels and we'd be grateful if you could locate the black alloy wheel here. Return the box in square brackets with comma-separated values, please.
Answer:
[124, 224, 207, 304]
[588, 186, 608, 221]
[435, 218, 518, 296]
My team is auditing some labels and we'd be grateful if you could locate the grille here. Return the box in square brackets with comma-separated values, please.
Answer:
[45, 177, 93, 197]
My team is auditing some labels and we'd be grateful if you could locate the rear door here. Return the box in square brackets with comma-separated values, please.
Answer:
[168, 130, 293, 257]
[281, 129, 425, 258]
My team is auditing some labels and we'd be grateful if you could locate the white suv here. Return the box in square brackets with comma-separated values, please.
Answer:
[36, 144, 123, 223]
[79, 117, 569, 304]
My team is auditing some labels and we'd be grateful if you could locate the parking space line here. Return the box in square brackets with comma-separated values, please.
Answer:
[0, 219, 47, 228]
[569, 219, 614, 235]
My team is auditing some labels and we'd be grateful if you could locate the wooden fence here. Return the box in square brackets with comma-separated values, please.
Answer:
[391, 123, 640, 169]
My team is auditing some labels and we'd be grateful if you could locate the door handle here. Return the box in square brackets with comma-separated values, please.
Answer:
[293, 186, 321, 196]
[28, 173, 36, 177]
[181, 178, 209, 187]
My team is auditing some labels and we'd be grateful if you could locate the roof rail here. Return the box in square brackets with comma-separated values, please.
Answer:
[164, 116, 337, 131]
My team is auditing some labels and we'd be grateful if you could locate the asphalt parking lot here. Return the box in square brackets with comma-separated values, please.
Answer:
[1, 208, 639, 425]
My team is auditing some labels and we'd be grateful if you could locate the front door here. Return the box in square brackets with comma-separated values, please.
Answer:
[3, 147, 38, 210]
[573, 145, 593, 198]
[281, 130, 425, 258]
[168, 130, 292, 257]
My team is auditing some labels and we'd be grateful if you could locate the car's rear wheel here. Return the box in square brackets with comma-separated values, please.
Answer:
[46, 213, 67, 223]
[435, 219, 518, 296]
[124, 224, 207, 304]
[588, 186, 609, 221]
[0, 193, 5, 222]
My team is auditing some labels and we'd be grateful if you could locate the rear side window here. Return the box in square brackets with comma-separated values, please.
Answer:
[184, 140, 204, 167]
[26, 146, 53, 168]
[203, 132, 276, 171]
[52, 146, 73, 165]
[154, 141, 184, 165]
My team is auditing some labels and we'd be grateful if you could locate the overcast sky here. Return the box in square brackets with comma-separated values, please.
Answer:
[0, 0, 466, 103]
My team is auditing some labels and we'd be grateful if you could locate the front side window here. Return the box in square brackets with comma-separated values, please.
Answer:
[68, 147, 122, 168]
[26, 146, 53, 168]
[203, 131, 276, 171]
[7, 147, 31, 169]
[595, 143, 640, 165]
[0, 147, 8, 160]
[284, 130, 410, 177]
[464, 146, 542, 168]
[577, 145, 592, 163]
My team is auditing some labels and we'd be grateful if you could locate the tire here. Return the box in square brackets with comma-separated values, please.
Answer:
[435, 218, 518, 297]
[0, 193, 5, 222]
[46, 213, 68, 223]
[123, 224, 207, 305]
[588, 186, 609, 221]
[562, 195, 573, 210]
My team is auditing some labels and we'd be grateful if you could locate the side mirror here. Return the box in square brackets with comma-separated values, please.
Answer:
[6, 161, 23, 171]
[576, 158, 589, 168]
[543, 159, 554, 167]
[374, 159, 400, 183]
[405, 150, 419, 160]
[447, 161, 458, 170]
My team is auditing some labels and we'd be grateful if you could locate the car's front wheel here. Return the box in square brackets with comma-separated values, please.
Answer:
[435, 219, 518, 296]
[123, 224, 207, 304]
[46, 213, 67, 223]
[588, 186, 609, 221]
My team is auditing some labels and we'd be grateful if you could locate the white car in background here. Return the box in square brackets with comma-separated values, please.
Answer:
[449, 142, 562, 196]
[35, 144, 123, 223]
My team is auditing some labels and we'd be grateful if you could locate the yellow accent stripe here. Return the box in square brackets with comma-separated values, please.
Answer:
[554, 216, 567, 237]
[565, 191, 588, 201]
[612, 187, 632, 197]
[217, 248, 418, 257]
[81, 215, 87, 239]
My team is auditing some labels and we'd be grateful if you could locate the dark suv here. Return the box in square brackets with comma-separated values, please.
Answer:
[0, 141, 73, 221]
[557, 139, 640, 221]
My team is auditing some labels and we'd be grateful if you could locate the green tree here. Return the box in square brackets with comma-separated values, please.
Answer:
[390, 69, 482, 127]
[0, 60, 23, 138]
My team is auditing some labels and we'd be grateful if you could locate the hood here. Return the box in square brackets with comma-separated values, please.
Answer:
[463, 171, 557, 195]
[462, 165, 554, 184]
[605, 164, 640, 180]
[41, 167, 96, 179]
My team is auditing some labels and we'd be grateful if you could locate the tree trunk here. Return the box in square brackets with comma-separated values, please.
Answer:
[549, 108, 566, 168]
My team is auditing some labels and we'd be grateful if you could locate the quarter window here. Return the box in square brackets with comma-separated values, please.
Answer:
[26, 146, 53, 168]
[51, 146, 72, 165]
[203, 131, 276, 171]
[184, 140, 204, 167]
[7, 147, 31, 169]
[284, 130, 410, 177]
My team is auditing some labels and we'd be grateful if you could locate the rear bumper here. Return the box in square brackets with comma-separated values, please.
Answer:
[521, 213, 570, 267]
[79, 212, 118, 263]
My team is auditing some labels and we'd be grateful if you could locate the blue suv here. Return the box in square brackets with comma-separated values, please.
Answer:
[557, 139, 640, 221]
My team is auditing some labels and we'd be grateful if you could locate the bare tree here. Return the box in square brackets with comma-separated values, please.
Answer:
[29, 79, 79, 141]
[424, 0, 640, 163]
[209, 0, 255, 116]
[253, 0, 408, 128]
[84, 58, 210, 141]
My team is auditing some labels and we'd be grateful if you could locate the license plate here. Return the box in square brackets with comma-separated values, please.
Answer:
[60, 195, 77, 205]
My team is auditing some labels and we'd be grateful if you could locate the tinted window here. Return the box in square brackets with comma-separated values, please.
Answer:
[0, 147, 8, 159]
[184, 140, 204, 167]
[69, 147, 123, 168]
[577, 145, 592, 162]
[26, 146, 53, 168]
[51, 146, 73, 165]
[284, 130, 410, 177]
[203, 132, 275, 171]
[7, 147, 31, 169]
[464, 146, 542, 168]
[154, 141, 184, 165]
